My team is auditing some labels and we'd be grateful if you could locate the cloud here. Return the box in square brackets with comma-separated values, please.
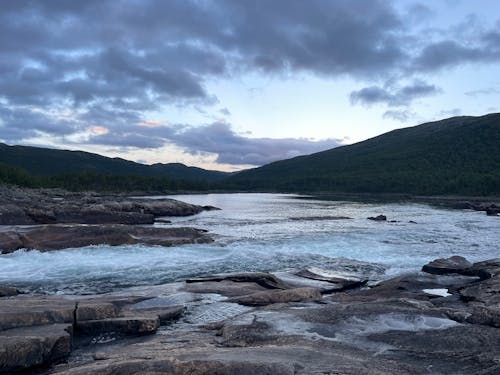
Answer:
[169, 122, 343, 165]
[350, 80, 441, 107]
[85, 121, 342, 166]
[1, 0, 500, 163]
[383, 110, 416, 123]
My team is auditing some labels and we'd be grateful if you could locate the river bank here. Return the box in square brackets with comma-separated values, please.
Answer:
[1, 256, 500, 374]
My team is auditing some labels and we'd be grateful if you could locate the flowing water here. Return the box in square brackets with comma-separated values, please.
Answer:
[0, 193, 498, 294]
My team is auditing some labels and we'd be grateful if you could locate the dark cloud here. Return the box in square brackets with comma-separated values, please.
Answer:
[169, 122, 343, 166]
[350, 80, 441, 107]
[1, 1, 499, 165]
[86, 121, 342, 166]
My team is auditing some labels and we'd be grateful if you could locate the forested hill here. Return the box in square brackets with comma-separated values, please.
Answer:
[226, 113, 500, 196]
[0, 143, 229, 182]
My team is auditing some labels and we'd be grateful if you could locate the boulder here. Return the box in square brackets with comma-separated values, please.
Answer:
[367, 215, 387, 221]
[422, 256, 473, 275]
[0, 285, 21, 297]
[0, 324, 72, 373]
[486, 205, 500, 216]
[227, 287, 322, 306]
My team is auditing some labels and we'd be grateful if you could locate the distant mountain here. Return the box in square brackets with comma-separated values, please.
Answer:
[0, 143, 229, 181]
[226, 113, 500, 196]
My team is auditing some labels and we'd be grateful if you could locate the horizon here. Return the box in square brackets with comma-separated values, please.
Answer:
[1, 110, 497, 172]
[1, 1, 500, 172]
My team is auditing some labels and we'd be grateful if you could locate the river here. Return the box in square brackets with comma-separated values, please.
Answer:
[0, 193, 498, 294]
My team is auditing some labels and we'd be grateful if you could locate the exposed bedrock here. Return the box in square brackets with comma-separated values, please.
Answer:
[0, 225, 214, 253]
[2, 256, 500, 374]
[0, 187, 216, 225]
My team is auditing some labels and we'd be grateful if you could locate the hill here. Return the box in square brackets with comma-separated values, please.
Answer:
[0, 143, 229, 181]
[226, 113, 500, 196]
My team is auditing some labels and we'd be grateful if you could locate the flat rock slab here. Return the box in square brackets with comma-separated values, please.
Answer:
[0, 323, 72, 373]
[227, 287, 322, 306]
[295, 267, 367, 290]
[186, 272, 290, 290]
[0, 225, 213, 253]
[76, 316, 159, 336]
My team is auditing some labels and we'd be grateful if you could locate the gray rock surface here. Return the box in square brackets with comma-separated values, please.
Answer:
[0, 225, 213, 253]
[2, 258, 500, 374]
[0, 187, 214, 225]
[422, 255, 473, 275]
[0, 324, 72, 373]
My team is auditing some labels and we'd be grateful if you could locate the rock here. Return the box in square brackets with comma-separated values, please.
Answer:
[466, 258, 500, 280]
[0, 296, 76, 331]
[486, 205, 500, 216]
[202, 205, 221, 211]
[295, 267, 366, 290]
[0, 231, 24, 254]
[186, 272, 290, 290]
[0, 187, 218, 225]
[126, 305, 185, 324]
[0, 203, 34, 225]
[0, 225, 213, 253]
[0, 285, 21, 297]
[458, 276, 500, 306]
[465, 305, 500, 327]
[422, 256, 473, 275]
[227, 287, 322, 306]
[0, 324, 72, 373]
[75, 316, 160, 337]
[51, 358, 295, 375]
[367, 214, 387, 221]
[288, 216, 352, 221]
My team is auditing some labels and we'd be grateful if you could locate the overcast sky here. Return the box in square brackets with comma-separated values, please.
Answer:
[1, 0, 499, 171]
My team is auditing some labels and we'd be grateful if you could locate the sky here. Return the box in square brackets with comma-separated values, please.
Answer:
[1, 0, 499, 171]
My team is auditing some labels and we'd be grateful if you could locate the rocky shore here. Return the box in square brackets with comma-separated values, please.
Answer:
[0, 187, 219, 225]
[0, 187, 217, 253]
[1, 256, 499, 374]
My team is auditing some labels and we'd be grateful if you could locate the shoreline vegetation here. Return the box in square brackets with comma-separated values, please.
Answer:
[1, 113, 499, 197]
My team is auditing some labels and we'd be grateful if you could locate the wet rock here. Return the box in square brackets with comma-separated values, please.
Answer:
[422, 255, 473, 275]
[288, 216, 352, 221]
[367, 214, 387, 221]
[0, 225, 213, 253]
[0, 285, 21, 297]
[227, 287, 322, 306]
[186, 272, 290, 290]
[0, 324, 72, 373]
[486, 205, 500, 216]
